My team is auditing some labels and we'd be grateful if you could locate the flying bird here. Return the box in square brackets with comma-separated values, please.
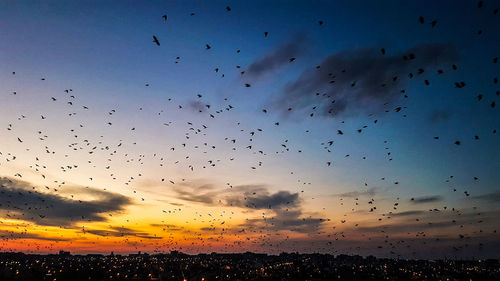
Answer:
[153, 35, 160, 46]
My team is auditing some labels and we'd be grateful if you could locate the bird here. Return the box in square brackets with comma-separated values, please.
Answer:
[153, 35, 160, 46]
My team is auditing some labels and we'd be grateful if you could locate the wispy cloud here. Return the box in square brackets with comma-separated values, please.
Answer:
[0, 229, 69, 241]
[410, 195, 443, 204]
[273, 43, 457, 117]
[84, 226, 161, 239]
[170, 183, 220, 204]
[331, 187, 378, 198]
[245, 34, 309, 79]
[471, 191, 500, 203]
[165, 181, 325, 233]
[390, 210, 425, 217]
[226, 188, 299, 209]
[169, 182, 299, 210]
[356, 209, 499, 236]
[429, 109, 452, 123]
[241, 208, 324, 233]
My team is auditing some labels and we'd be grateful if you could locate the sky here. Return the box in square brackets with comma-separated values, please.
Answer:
[0, 0, 499, 259]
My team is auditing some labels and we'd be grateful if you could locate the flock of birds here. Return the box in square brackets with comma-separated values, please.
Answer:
[0, 2, 499, 257]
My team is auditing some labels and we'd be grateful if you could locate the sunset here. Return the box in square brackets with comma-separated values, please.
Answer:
[0, 0, 499, 280]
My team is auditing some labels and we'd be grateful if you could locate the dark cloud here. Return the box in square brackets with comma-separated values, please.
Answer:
[357, 210, 498, 234]
[390, 210, 425, 217]
[226, 189, 299, 209]
[241, 208, 324, 233]
[0, 230, 69, 241]
[228, 186, 322, 233]
[150, 224, 184, 231]
[171, 183, 299, 210]
[273, 43, 458, 117]
[199, 227, 217, 232]
[355, 221, 456, 234]
[410, 195, 443, 204]
[168, 182, 324, 233]
[170, 183, 219, 204]
[245, 34, 309, 79]
[187, 100, 206, 112]
[471, 191, 500, 203]
[169, 202, 184, 206]
[429, 110, 452, 123]
[0, 177, 133, 226]
[84, 226, 161, 239]
[266, 235, 500, 260]
[332, 187, 377, 198]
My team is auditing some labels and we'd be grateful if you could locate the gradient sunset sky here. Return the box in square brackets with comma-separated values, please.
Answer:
[0, 0, 499, 259]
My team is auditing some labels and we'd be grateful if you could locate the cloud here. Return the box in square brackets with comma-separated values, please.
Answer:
[471, 191, 500, 203]
[0, 177, 133, 226]
[245, 34, 309, 79]
[170, 183, 299, 210]
[410, 195, 443, 204]
[355, 209, 500, 237]
[390, 210, 425, 217]
[150, 224, 184, 231]
[429, 110, 452, 123]
[84, 226, 161, 239]
[352, 221, 455, 234]
[226, 189, 299, 209]
[332, 187, 378, 198]
[0, 230, 69, 241]
[170, 183, 219, 204]
[273, 43, 458, 117]
[187, 100, 206, 113]
[357, 215, 483, 234]
[227, 186, 322, 233]
[241, 208, 324, 233]
[167, 182, 325, 233]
